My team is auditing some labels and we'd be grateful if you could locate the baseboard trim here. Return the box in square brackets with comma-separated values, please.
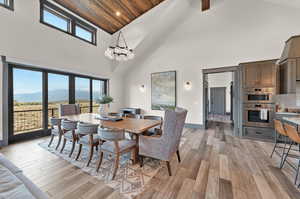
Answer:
[185, 123, 203, 129]
[0, 140, 8, 147]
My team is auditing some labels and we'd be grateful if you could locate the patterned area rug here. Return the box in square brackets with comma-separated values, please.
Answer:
[39, 133, 187, 199]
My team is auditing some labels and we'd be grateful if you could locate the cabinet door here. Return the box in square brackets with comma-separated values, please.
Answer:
[260, 62, 276, 87]
[244, 64, 260, 88]
[296, 59, 300, 81]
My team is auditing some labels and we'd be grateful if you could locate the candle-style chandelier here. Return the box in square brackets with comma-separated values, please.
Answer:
[104, 31, 134, 61]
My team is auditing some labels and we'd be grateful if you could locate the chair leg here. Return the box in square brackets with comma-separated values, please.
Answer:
[139, 156, 144, 168]
[48, 135, 54, 147]
[281, 141, 293, 169]
[60, 138, 67, 153]
[96, 152, 103, 172]
[176, 150, 181, 163]
[86, 145, 94, 167]
[55, 134, 62, 150]
[280, 136, 287, 168]
[69, 140, 76, 158]
[75, 144, 82, 161]
[112, 154, 120, 180]
[295, 159, 300, 185]
[166, 161, 172, 176]
[270, 133, 278, 158]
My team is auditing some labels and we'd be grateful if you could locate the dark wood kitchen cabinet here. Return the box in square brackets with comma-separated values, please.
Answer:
[279, 59, 296, 94]
[242, 60, 277, 88]
[297, 58, 300, 81]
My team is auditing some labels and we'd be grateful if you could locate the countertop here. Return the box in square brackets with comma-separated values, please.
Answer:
[275, 112, 300, 116]
[282, 117, 300, 125]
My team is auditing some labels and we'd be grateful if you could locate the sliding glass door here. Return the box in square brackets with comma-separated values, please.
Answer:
[13, 68, 43, 135]
[75, 77, 91, 113]
[92, 79, 106, 113]
[8, 64, 108, 143]
[48, 73, 69, 119]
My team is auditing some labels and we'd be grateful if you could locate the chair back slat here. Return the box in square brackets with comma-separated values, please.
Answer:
[284, 123, 300, 144]
[274, 120, 287, 136]
[59, 104, 80, 117]
[61, 120, 77, 130]
[98, 128, 125, 141]
[77, 123, 98, 135]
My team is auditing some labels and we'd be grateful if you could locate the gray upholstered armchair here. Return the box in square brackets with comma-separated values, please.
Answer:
[139, 107, 188, 176]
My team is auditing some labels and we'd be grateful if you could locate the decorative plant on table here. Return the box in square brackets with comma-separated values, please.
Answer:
[97, 95, 113, 117]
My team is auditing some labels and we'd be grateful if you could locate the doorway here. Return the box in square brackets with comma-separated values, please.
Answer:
[203, 66, 242, 137]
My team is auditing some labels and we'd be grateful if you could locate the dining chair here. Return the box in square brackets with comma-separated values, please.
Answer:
[139, 107, 188, 176]
[125, 113, 141, 119]
[281, 123, 300, 186]
[270, 120, 289, 167]
[75, 122, 100, 167]
[48, 118, 63, 150]
[142, 115, 163, 135]
[96, 128, 136, 180]
[60, 120, 78, 157]
[108, 112, 123, 117]
[59, 104, 80, 117]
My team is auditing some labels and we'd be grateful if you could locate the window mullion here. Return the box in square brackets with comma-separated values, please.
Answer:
[90, 79, 93, 113]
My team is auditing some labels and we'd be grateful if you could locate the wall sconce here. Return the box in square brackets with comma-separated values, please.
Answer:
[184, 81, 192, 90]
[139, 84, 146, 92]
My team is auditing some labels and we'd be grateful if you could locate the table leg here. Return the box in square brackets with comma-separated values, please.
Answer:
[131, 134, 139, 164]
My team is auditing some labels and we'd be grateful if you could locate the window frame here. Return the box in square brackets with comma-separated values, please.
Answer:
[75, 22, 96, 44]
[42, 5, 71, 33]
[0, 0, 14, 11]
[7, 62, 108, 143]
[40, 0, 97, 45]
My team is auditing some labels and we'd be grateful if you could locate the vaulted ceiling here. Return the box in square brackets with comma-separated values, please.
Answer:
[53, 0, 166, 34]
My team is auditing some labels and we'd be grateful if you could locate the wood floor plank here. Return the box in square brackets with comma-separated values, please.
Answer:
[176, 178, 196, 199]
[194, 160, 210, 198]
[219, 178, 233, 199]
[253, 174, 277, 199]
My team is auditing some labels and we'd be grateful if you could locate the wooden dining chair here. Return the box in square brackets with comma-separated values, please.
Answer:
[96, 128, 136, 180]
[75, 122, 100, 167]
[48, 118, 63, 150]
[60, 120, 78, 157]
[281, 123, 300, 186]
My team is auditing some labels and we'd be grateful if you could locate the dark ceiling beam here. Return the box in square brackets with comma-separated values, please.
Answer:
[202, 0, 210, 11]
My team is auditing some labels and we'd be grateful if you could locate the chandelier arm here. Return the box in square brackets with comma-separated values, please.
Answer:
[120, 31, 128, 48]
[116, 31, 121, 46]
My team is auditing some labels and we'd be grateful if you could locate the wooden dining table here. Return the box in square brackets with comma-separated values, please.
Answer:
[63, 113, 162, 163]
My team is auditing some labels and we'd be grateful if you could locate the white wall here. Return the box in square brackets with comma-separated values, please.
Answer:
[0, 0, 125, 141]
[207, 72, 232, 113]
[122, 0, 300, 125]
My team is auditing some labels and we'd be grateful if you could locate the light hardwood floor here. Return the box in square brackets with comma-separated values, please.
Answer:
[1, 122, 300, 199]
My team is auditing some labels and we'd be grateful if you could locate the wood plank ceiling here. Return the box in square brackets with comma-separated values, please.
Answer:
[53, 0, 166, 34]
